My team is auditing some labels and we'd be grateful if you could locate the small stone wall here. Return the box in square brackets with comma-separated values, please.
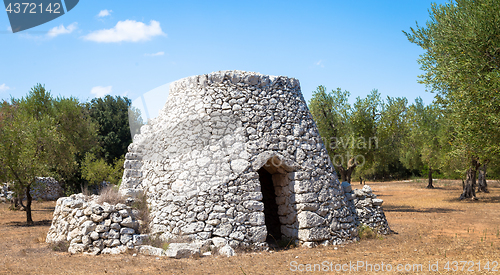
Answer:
[46, 183, 392, 257]
[0, 177, 63, 203]
[46, 194, 242, 257]
[341, 182, 391, 234]
[0, 183, 10, 203]
[31, 177, 64, 201]
[46, 194, 145, 255]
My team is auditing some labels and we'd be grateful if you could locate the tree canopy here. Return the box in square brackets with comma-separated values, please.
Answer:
[87, 95, 143, 165]
[0, 84, 97, 223]
[405, 0, 500, 198]
[309, 87, 415, 182]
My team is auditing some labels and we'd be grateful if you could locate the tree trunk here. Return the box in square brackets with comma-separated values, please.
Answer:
[477, 164, 489, 193]
[359, 177, 364, 185]
[336, 158, 357, 183]
[10, 195, 26, 211]
[426, 167, 434, 189]
[459, 158, 480, 200]
[336, 165, 347, 182]
[25, 184, 33, 225]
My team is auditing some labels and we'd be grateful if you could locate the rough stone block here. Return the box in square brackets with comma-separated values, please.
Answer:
[164, 243, 201, 259]
[298, 227, 330, 242]
[297, 211, 325, 229]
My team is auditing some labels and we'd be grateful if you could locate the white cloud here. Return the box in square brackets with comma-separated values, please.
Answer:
[47, 22, 78, 38]
[7, 26, 12, 32]
[145, 51, 164, 57]
[0, 83, 10, 92]
[83, 20, 165, 43]
[90, 86, 112, 97]
[315, 60, 325, 68]
[97, 9, 112, 17]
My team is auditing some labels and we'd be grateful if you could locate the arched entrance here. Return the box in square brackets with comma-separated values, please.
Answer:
[258, 167, 282, 242]
[256, 155, 297, 244]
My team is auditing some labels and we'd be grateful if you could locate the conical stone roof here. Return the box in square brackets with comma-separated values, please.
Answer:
[120, 70, 359, 247]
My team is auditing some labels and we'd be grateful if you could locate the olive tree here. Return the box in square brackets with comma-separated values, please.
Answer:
[404, 0, 500, 199]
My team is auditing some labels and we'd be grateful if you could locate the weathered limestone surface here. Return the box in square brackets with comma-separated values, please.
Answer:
[348, 185, 392, 234]
[46, 194, 142, 255]
[1, 177, 63, 203]
[119, 70, 361, 247]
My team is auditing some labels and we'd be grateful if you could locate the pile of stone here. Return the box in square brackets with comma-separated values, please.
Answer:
[31, 177, 64, 201]
[46, 193, 145, 255]
[342, 182, 392, 234]
[0, 177, 63, 203]
[46, 193, 238, 258]
[0, 183, 12, 203]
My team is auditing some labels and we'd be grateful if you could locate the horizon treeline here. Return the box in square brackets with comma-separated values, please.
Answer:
[309, 86, 500, 185]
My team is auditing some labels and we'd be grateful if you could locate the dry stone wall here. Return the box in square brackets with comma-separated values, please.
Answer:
[342, 183, 391, 234]
[46, 194, 145, 255]
[46, 193, 235, 257]
[0, 183, 10, 203]
[0, 177, 63, 202]
[119, 70, 360, 247]
[31, 177, 64, 201]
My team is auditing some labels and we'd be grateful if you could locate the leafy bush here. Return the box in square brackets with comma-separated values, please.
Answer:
[81, 152, 124, 187]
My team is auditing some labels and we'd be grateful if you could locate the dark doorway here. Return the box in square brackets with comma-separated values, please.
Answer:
[258, 167, 282, 242]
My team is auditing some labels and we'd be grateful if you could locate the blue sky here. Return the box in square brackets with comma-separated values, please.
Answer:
[0, 0, 446, 119]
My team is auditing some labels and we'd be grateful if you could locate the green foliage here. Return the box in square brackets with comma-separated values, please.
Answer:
[309, 86, 413, 180]
[404, 0, 500, 168]
[0, 102, 58, 186]
[358, 224, 377, 239]
[309, 86, 351, 146]
[309, 86, 351, 162]
[0, 84, 99, 222]
[81, 152, 124, 187]
[399, 98, 444, 175]
[87, 95, 143, 164]
[0, 85, 64, 223]
[349, 91, 381, 178]
[374, 97, 409, 178]
[51, 97, 99, 192]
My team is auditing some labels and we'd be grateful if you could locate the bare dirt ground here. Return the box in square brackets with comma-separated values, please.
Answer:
[1, 180, 500, 275]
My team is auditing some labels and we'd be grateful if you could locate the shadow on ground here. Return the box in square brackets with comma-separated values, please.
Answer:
[478, 195, 500, 203]
[7, 219, 52, 227]
[444, 194, 500, 204]
[31, 206, 56, 212]
[384, 205, 461, 213]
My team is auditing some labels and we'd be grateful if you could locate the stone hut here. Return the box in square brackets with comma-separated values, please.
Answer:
[119, 70, 368, 247]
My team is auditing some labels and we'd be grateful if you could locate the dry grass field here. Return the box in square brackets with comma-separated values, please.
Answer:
[1, 179, 500, 274]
